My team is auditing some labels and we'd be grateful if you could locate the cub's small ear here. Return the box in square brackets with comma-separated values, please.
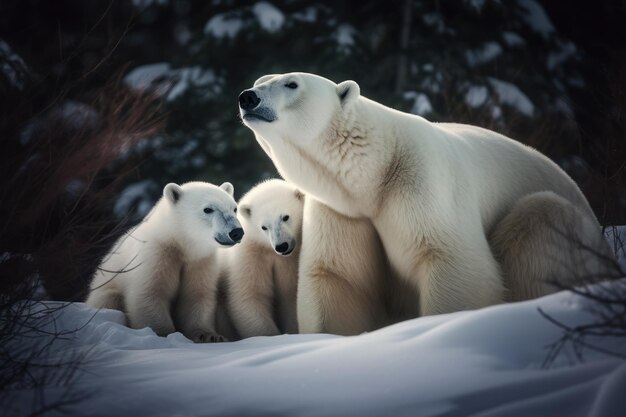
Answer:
[254, 74, 278, 87]
[239, 204, 252, 218]
[294, 189, 305, 201]
[164, 183, 183, 204]
[336, 80, 360, 107]
[220, 182, 234, 197]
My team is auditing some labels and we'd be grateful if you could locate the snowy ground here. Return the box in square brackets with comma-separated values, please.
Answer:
[7, 281, 626, 417]
[5, 227, 626, 416]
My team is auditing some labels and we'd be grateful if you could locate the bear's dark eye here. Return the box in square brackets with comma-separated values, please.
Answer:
[204, 208, 214, 214]
[285, 82, 298, 89]
[282, 215, 290, 222]
[261, 226, 267, 231]
[234, 208, 237, 213]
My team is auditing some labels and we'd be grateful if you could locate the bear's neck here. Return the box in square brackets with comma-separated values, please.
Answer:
[292, 98, 400, 218]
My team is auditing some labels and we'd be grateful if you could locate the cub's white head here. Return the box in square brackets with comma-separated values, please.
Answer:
[237, 179, 304, 256]
[162, 181, 243, 252]
[238, 72, 359, 148]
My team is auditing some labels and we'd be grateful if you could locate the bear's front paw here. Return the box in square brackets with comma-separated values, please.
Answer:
[191, 330, 227, 343]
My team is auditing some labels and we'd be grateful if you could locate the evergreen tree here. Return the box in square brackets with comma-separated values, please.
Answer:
[1, 0, 622, 222]
[117, 0, 589, 220]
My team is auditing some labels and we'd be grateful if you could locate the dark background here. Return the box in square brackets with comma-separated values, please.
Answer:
[1, 0, 625, 300]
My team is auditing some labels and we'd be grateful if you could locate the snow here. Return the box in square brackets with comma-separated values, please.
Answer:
[488, 77, 535, 116]
[252, 2, 285, 33]
[422, 12, 448, 34]
[114, 180, 159, 219]
[464, 80, 534, 117]
[124, 63, 220, 102]
[7, 279, 626, 417]
[292, 6, 318, 23]
[554, 97, 574, 117]
[465, 85, 489, 108]
[518, 0, 555, 39]
[465, 42, 502, 66]
[132, 0, 168, 9]
[54, 100, 99, 130]
[19, 100, 99, 145]
[547, 40, 578, 70]
[404, 91, 433, 115]
[465, 0, 486, 12]
[204, 14, 244, 39]
[124, 62, 172, 92]
[204, 3, 284, 38]
[334, 23, 356, 48]
[502, 31, 525, 47]
[0, 39, 28, 89]
[167, 66, 220, 100]
[491, 104, 503, 119]
[174, 24, 192, 45]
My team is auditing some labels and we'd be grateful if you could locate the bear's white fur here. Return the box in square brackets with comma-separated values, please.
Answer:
[220, 179, 304, 338]
[239, 72, 615, 335]
[86, 181, 242, 342]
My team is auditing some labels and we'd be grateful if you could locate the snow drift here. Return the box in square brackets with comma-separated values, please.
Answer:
[6, 279, 626, 417]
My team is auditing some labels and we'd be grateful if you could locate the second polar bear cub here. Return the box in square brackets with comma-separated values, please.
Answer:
[222, 179, 304, 338]
[86, 181, 243, 343]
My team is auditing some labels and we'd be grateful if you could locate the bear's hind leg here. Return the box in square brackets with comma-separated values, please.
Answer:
[417, 224, 506, 315]
[489, 191, 616, 301]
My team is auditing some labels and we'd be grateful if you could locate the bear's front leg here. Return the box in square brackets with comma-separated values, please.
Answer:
[125, 246, 184, 336]
[228, 293, 280, 339]
[416, 226, 505, 315]
[228, 269, 280, 338]
[126, 300, 176, 336]
[175, 259, 225, 343]
[125, 278, 178, 336]
[275, 274, 299, 334]
[297, 200, 389, 335]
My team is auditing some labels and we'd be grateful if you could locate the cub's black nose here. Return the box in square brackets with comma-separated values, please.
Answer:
[275, 242, 289, 253]
[229, 228, 244, 243]
[238, 90, 260, 110]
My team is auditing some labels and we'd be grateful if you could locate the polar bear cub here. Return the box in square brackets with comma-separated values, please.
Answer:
[86, 181, 243, 342]
[222, 179, 304, 338]
[238, 72, 615, 335]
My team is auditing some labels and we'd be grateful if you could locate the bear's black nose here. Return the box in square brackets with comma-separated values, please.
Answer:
[229, 228, 244, 243]
[239, 90, 260, 110]
[275, 242, 289, 253]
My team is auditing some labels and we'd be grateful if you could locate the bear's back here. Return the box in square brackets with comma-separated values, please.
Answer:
[434, 122, 594, 229]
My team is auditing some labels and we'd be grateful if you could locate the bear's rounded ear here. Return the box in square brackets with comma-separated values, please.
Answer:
[220, 182, 234, 197]
[164, 183, 183, 204]
[239, 204, 252, 218]
[294, 189, 305, 201]
[336, 80, 360, 107]
[254, 74, 278, 87]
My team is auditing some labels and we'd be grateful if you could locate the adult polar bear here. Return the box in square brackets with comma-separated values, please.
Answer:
[238, 72, 613, 335]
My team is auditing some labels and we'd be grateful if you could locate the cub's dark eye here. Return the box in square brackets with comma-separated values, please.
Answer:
[282, 215, 290, 222]
[285, 82, 298, 89]
[204, 208, 214, 214]
[234, 208, 237, 213]
[261, 226, 267, 231]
